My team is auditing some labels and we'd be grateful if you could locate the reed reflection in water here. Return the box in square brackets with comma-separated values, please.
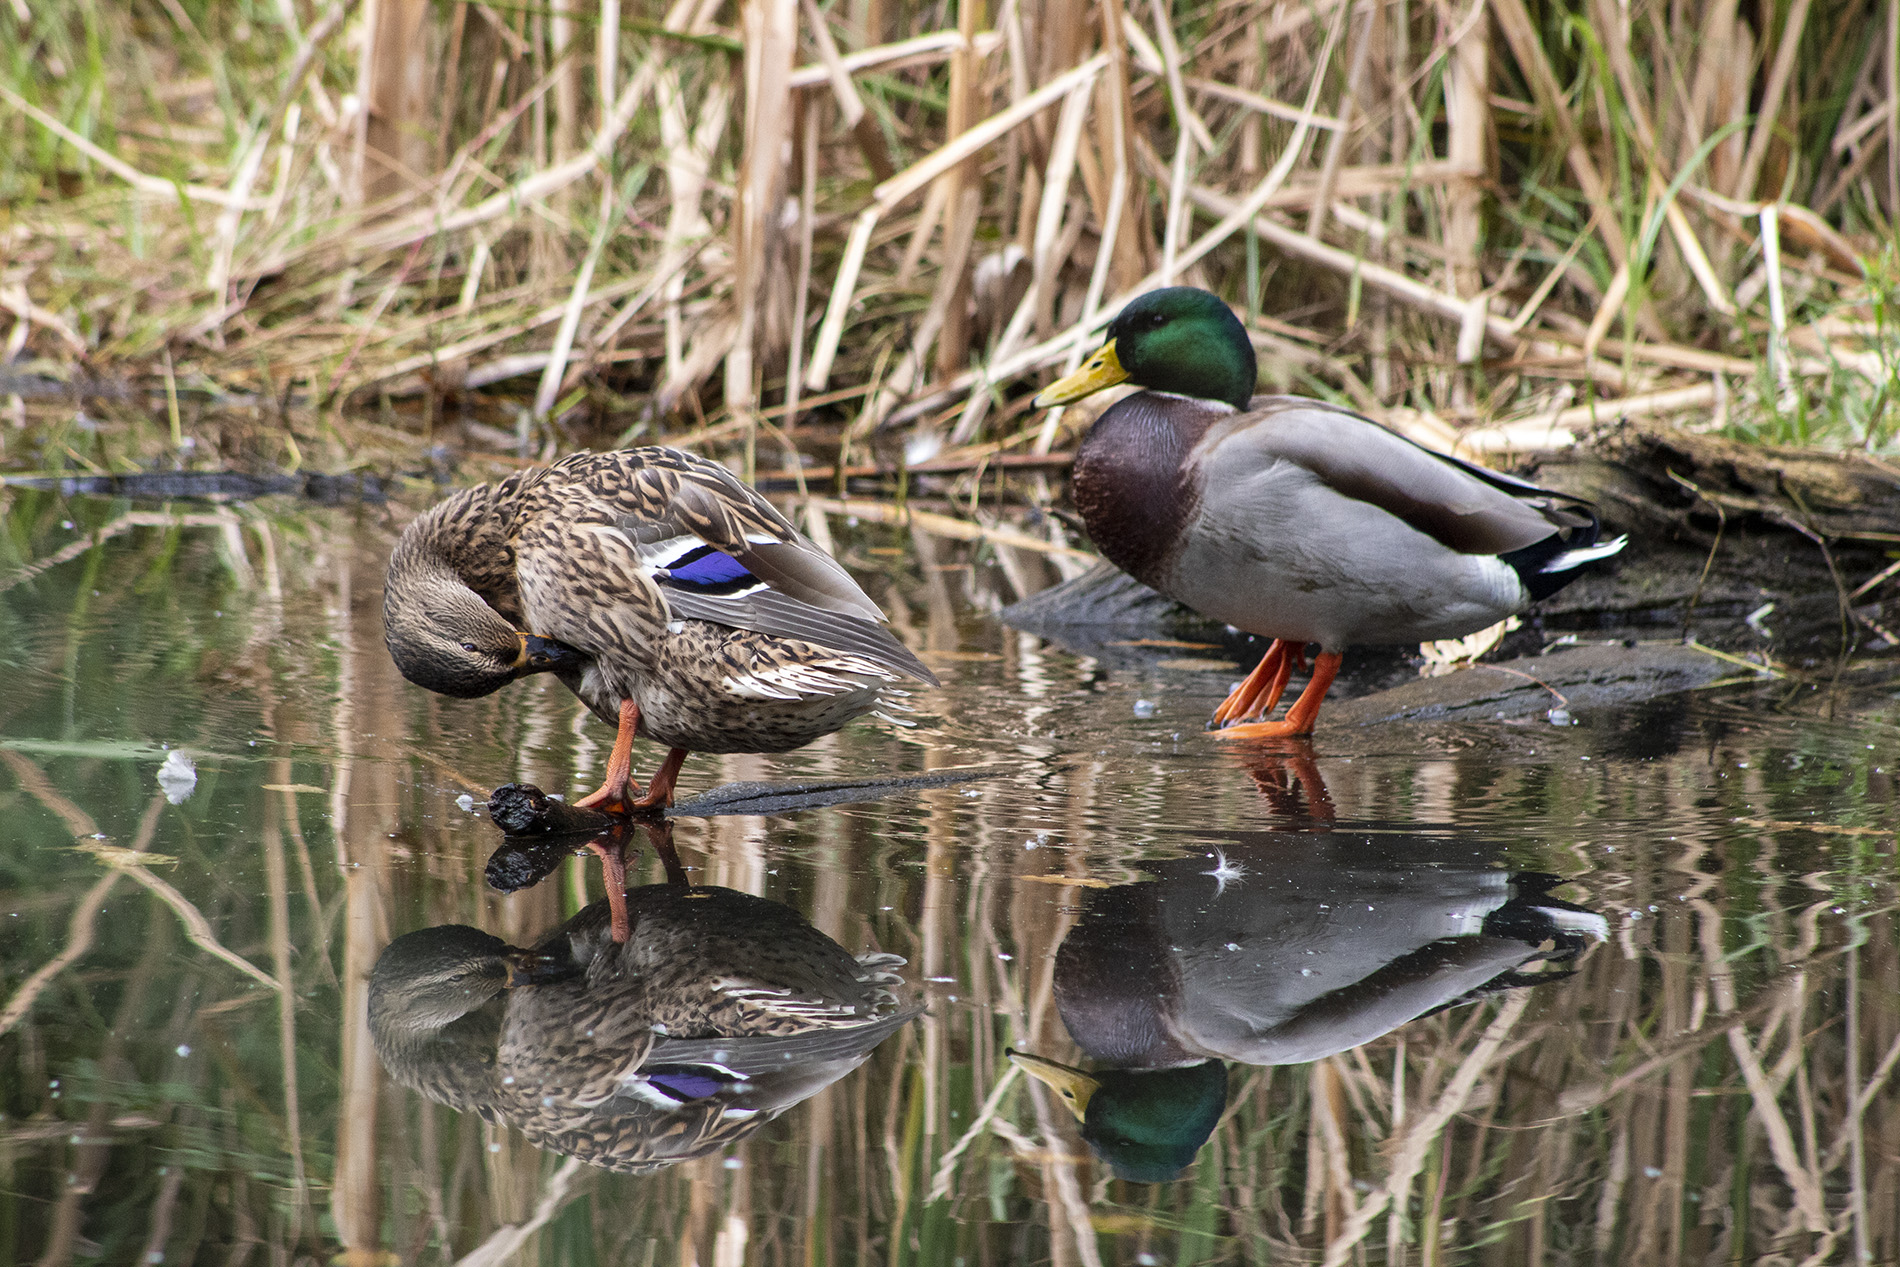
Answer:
[1, 495, 1897, 1265]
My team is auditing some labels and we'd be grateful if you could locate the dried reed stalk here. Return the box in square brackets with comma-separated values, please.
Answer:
[1, 0, 1893, 461]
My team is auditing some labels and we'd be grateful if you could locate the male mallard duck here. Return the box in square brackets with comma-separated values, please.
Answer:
[383, 447, 937, 822]
[368, 879, 918, 1174]
[1009, 837, 1606, 1181]
[1033, 287, 1624, 738]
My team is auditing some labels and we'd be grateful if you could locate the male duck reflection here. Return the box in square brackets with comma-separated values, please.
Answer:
[1009, 837, 1607, 1182]
[1034, 287, 1624, 738]
[383, 447, 936, 815]
[368, 849, 919, 1173]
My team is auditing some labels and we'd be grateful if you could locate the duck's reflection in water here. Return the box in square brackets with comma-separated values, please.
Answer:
[369, 829, 920, 1174]
[1011, 756, 1607, 1182]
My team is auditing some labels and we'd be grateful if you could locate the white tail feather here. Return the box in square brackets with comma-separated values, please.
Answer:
[1541, 534, 1627, 573]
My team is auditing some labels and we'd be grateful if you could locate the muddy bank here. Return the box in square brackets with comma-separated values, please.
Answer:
[1321, 642, 1745, 725]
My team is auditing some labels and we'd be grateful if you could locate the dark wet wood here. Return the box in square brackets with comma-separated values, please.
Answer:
[0, 469, 391, 503]
[1324, 642, 1744, 725]
[667, 766, 1011, 818]
[485, 833, 595, 893]
[1525, 419, 1900, 660]
[999, 561, 1204, 632]
[487, 783, 619, 836]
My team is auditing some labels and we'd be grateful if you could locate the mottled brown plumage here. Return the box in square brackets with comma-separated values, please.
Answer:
[383, 447, 937, 818]
[368, 881, 918, 1174]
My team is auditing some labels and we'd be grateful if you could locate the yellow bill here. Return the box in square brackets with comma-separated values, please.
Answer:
[1033, 339, 1128, 407]
[1006, 1048, 1100, 1121]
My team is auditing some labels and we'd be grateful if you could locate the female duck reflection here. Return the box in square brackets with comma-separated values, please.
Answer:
[1009, 830, 1608, 1183]
[368, 825, 919, 1174]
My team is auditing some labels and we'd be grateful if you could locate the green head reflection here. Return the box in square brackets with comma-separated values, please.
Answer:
[1008, 1050, 1228, 1184]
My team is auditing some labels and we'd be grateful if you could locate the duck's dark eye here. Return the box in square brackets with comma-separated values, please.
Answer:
[1149, 313, 1166, 327]
[461, 642, 479, 653]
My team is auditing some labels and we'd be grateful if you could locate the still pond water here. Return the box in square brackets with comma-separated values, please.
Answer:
[2, 483, 1897, 1266]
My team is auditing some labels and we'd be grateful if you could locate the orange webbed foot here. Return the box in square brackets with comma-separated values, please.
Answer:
[1209, 639, 1301, 729]
[1209, 650, 1342, 739]
[624, 748, 689, 814]
[1212, 717, 1317, 741]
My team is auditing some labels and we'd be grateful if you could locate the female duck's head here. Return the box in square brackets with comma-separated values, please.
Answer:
[383, 562, 575, 699]
[1035, 287, 1258, 411]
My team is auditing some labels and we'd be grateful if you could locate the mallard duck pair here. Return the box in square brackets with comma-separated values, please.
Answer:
[1035, 286, 1625, 737]
[368, 876, 918, 1173]
[383, 447, 938, 821]
[386, 287, 1621, 772]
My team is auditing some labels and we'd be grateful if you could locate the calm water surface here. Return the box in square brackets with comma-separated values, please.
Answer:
[2, 487, 1897, 1266]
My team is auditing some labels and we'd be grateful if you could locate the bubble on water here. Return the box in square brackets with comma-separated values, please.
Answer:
[456, 793, 476, 812]
[1547, 708, 1571, 725]
[1132, 699, 1158, 718]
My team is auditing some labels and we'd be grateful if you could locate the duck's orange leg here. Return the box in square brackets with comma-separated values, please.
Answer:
[574, 699, 643, 814]
[1212, 651, 1342, 740]
[584, 830, 633, 943]
[628, 747, 690, 812]
[1209, 639, 1302, 728]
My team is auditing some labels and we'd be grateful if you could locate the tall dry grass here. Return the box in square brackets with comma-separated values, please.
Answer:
[1, 0, 1897, 465]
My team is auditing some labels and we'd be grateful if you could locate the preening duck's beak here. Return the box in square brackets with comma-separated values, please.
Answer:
[1034, 339, 1128, 407]
[503, 947, 579, 988]
[512, 631, 575, 672]
[1007, 1048, 1100, 1122]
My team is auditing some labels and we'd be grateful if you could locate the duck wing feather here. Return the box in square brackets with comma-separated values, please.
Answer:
[1212, 398, 1597, 554]
[520, 449, 936, 685]
[645, 1008, 922, 1073]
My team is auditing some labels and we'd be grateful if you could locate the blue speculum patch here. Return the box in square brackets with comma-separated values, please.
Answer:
[644, 1068, 732, 1101]
[663, 544, 757, 593]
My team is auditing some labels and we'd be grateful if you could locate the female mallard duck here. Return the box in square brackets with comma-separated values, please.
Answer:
[1008, 837, 1606, 1181]
[1033, 287, 1624, 738]
[368, 879, 918, 1174]
[383, 447, 937, 819]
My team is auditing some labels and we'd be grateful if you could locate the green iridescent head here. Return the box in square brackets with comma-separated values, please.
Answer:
[1034, 287, 1258, 411]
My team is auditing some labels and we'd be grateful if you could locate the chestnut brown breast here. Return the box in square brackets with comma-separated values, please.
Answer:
[1070, 394, 1217, 588]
